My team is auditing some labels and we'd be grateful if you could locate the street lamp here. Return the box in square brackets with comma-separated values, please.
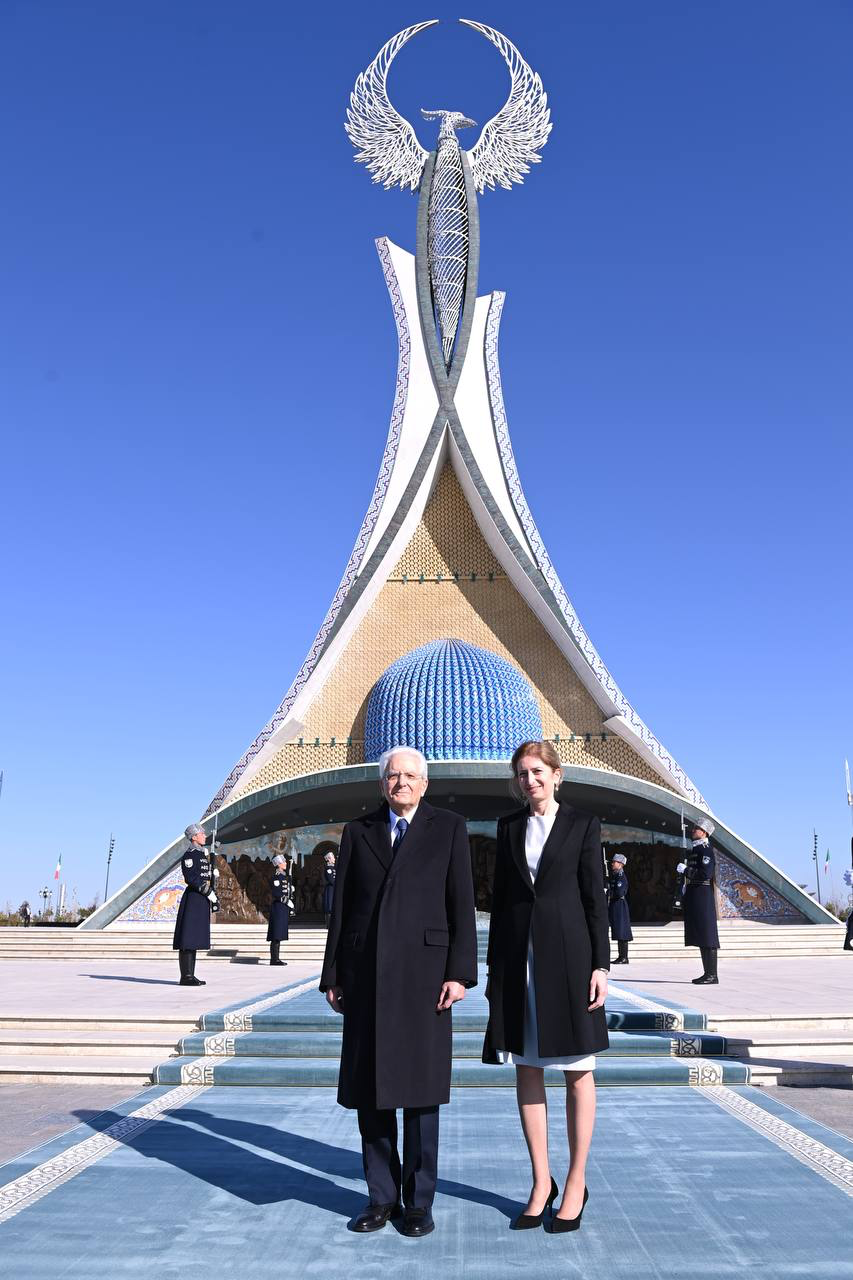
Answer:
[38, 885, 51, 917]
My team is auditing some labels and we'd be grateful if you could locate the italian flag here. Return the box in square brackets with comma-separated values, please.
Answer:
[54, 853, 62, 881]
[824, 849, 830, 875]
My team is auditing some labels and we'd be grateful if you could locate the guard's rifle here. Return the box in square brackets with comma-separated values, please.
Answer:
[207, 810, 221, 913]
[672, 806, 688, 912]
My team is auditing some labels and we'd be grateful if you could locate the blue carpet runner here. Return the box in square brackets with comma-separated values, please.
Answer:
[154, 982, 750, 1088]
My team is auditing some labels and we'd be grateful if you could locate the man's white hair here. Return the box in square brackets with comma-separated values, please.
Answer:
[377, 746, 429, 780]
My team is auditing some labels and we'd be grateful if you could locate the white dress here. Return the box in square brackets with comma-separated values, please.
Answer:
[499, 806, 597, 1072]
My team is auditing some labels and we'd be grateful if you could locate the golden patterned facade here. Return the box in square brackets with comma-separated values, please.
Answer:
[233, 465, 674, 800]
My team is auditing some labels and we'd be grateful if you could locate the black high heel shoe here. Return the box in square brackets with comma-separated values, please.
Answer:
[550, 1185, 589, 1233]
[510, 1177, 559, 1230]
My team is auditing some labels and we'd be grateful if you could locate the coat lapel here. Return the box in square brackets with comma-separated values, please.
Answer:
[362, 806, 393, 872]
[391, 800, 435, 869]
[534, 803, 577, 885]
[508, 811, 535, 891]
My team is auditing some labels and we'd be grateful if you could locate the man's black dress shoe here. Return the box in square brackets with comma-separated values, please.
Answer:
[402, 1207, 435, 1237]
[692, 975, 719, 984]
[351, 1203, 400, 1232]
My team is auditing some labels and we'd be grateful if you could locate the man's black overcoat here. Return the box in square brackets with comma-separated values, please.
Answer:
[320, 801, 477, 1110]
[607, 869, 633, 942]
[267, 868, 291, 943]
[482, 803, 610, 1063]
[172, 846, 214, 951]
[683, 845, 720, 949]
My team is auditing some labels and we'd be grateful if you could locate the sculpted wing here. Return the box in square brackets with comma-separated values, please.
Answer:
[461, 20, 552, 194]
[345, 21, 435, 191]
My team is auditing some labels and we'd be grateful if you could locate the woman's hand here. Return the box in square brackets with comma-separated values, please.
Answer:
[588, 968, 608, 1011]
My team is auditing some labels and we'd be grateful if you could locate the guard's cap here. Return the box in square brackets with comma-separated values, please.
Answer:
[184, 823, 205, 840]
[612, 853, 627, 865]
[693, 817, 715, 837]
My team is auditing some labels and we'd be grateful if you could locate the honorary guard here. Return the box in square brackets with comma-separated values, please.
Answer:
[173, 822, 219, 986]
[320, 746, 477, 1238]
[268, 853, 292, 966]
[608, 852, 633, 965]
[676, 819, 720, 984]
[322, 851, 336, 927]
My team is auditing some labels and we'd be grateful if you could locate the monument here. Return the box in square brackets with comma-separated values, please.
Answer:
[83, 21, 828, 931]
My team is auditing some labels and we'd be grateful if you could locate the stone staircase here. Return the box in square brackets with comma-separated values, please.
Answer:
[0, 920, 843, 963]
[154, 984, 749, 1089]
[708, 1014, 853, 1087]
[0, 925, 328, 964]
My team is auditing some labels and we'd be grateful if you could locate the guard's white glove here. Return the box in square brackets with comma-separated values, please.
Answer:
[287, 899, 295, 910]
[213, 867, 220, 877]
[676, 862, 686, 874]
[208, 890, 219, 907]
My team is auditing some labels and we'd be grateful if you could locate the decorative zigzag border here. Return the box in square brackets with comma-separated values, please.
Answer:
[483, 291, 704, 806]
[205, 239, 411, 814]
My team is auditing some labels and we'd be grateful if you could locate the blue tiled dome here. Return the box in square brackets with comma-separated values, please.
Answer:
[364, 638, 542, 762]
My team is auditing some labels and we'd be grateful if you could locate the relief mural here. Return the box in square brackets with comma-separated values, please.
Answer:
[117, 821, 802, 924]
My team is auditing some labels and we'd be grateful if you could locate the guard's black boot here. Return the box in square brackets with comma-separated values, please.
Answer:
[180, 949, 204, 986]
[616, 940, 629, 964]
[270, 941, 286, 966]
[693, 947, 719, 984]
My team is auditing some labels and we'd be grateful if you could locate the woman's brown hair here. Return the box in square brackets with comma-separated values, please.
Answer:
[510, 739, 562, 776]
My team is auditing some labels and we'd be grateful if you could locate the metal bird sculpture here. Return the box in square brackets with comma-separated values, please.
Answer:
[345, 20, 551, 371]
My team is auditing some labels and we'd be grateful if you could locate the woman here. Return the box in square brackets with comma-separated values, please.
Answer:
[267, 853, 292, 966]
[483, 741, 609, 1233]
[322, 851, 337, 928]
[607, 852, 633, 964]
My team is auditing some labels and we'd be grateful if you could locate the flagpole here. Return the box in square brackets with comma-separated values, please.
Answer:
[813, 829, 821, 905]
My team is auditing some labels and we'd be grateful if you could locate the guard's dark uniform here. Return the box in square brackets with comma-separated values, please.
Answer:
[267, 865, 290, 965]
[683, 842, 720, 981]
[323, 863, 336, 924]
[172, 843, 217, 983]
[607, 867, 633, 963]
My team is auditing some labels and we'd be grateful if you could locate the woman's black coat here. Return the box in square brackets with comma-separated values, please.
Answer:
[320, 801, 478, 1110]
[172, 845, 215, 951]
[267, 867, 291, 942]
[607, 870, 633, 942]
[483, 803, 610, 1062]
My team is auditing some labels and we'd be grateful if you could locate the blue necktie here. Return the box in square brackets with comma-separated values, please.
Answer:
[392, 818, 408, 853]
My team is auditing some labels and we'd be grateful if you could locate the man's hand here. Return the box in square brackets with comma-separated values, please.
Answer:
[588, 969, 608, 1011]
[326, 987, 344, 1014]
[436, 980, 466, 1012]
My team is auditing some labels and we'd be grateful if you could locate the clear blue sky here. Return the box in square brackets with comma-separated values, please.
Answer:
[1, 1, 851, 911]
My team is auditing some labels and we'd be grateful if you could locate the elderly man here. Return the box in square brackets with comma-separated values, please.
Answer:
[676, 819, 720, 984]
[321, 746, 477, 1238]
[172, 823, 220, 986]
